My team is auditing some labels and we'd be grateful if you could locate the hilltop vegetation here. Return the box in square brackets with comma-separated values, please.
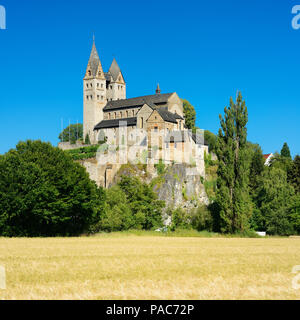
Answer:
[0, 93, 299, 237]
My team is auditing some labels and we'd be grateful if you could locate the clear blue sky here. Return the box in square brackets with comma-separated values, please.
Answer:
[0, 0, 299, 156]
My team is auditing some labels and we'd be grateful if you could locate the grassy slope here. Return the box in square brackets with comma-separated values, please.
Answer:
[0, 234, 299, 300]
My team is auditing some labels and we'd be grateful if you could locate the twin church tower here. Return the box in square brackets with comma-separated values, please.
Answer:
[83, 39, 126, 142]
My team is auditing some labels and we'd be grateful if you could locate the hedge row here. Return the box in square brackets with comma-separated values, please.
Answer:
[65, 145, 99, 160]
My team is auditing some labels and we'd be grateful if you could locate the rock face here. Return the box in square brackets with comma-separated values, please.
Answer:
[112, 163, 209, 210]
[80, 159, 209, 213]
[152, 164, 209, 210]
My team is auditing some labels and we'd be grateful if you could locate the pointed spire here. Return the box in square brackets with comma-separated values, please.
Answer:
[108, 58, 123, 82]
[85, 37, 104, 78]
[156, 83, 161, 94]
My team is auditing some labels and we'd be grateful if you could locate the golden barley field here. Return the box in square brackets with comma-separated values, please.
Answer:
[0, 233, 300, 300]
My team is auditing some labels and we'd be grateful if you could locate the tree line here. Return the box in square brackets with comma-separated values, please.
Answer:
[184, 94, 300, 235]
[0, 95, 298, 236]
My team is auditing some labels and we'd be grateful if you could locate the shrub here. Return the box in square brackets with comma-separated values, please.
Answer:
[85, 134, 91, 145]
[65, 145, 100, 160]
[170, 208, 191, 231]
[118, 175, 165, 230]
[97, 186, 134, 232]
[90, 176, 165, 233]
[155, 159, 165, 175]
[190, 205, 214, 232]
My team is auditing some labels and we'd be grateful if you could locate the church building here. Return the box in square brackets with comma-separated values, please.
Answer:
[83, 40, 187, 147]
[81, 40, 207, 187]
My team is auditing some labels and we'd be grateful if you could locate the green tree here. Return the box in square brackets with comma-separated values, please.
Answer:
[247, 144, 266, 231]
[59, 123, 83, 144]
[289, 195, 300, 234]
[182, 99, 196, 130]
[215, 92, 252, 233]
[249, 144, 265, 192]
[118, 175, 164, 229]
[204, 130, 217, 153]
[270, 152, 293, 174]
[281, 142, 292, 159]
[0, 140, 100, 237]
[85, 134, 91, 145]
[99, 186, 134, 232]
[255, 167, 295, 235]
[288, 155, 300, 194]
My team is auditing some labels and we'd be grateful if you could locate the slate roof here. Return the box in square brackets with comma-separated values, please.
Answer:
[88, 42, 101, 77]
[108, 58, 123, 82]
[174, 113, 184, 120]
[94, 117, 137, 130]
[103, 93, 174, 111]
[156, 109, 179, 124]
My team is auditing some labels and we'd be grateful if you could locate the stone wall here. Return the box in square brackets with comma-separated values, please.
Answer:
[58, 142, 89, 151]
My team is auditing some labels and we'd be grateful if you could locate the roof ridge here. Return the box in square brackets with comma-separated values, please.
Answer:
[103, 93, 175, 111]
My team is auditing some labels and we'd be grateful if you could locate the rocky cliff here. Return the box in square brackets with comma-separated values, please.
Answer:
[114, 163, 209, 211]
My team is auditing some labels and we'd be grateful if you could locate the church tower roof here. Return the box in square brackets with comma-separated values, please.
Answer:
[86, 38, 103, 78]
[108, 58, 124, 82]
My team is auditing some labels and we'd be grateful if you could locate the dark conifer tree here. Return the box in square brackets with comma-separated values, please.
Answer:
[281, 142, 292, 159]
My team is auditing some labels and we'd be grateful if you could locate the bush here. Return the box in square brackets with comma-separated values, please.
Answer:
[155, 159, 166, 175]
[0, 140, 100, 237]
[96, 186, 134, 232]
[90, 176, 165, 233]
[190, 205, 214, 231]
[170, 208, 191, 231]
[118, 175, 165, 230]
[85, 134, 91, 145]
[65, 145, 100, 160]
[254, 167, 296, 235]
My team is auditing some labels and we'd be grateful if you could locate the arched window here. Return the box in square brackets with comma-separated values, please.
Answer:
[120, 111, 123, 118]
[140, 117, 144, 129]
[126, 110, 129, 118]
[132, 110, 134, 116]
[88, 70, 91, 76]
[114, 112, 117, 119]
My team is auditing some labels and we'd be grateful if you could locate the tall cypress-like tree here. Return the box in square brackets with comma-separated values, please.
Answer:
[215, 92, 252, 233]
[281, 142, 292, 159]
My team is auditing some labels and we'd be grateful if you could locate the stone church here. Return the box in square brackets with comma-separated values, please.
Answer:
[85, 40, 187, 143]
[80, 40, 207, 187]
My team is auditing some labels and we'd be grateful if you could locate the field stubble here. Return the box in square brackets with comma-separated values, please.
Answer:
[0, 234, 300, 300]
